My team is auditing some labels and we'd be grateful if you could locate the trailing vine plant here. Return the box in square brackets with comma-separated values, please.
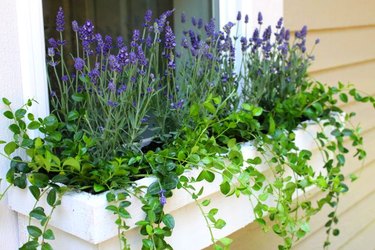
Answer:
[1, 7, 375, 250]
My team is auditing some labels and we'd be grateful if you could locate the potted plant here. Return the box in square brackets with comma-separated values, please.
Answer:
[1, 8, 374, 250]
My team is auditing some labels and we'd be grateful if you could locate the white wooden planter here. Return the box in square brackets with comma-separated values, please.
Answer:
[8, 121, 332, 250]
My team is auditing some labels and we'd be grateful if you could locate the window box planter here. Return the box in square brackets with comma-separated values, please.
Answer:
[8, 121, 329, 250]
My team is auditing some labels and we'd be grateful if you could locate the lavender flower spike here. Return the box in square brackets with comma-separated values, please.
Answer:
[257, 12, 263, 25]
[245, 14, 249, 24]
[72, 20, 79, 32]
[237, 11, 242, 21]
[164, 23, 176, 49]
[56, 7, 65, 32]
[74, 57, 85, 71]
[48, 47, 55, 57]
[159, 189, 167, 206]
[181, 12, 186, 23]
[144, 9, 152, 24]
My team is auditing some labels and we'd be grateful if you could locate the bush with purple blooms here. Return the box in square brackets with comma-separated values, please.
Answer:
[1, 7, 374, 250]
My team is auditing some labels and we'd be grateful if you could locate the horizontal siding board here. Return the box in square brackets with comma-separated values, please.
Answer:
[343, 101, 375, 132]
[296, 189, 375, 249]
[310, 60, 375, 94]
[284, 0, 375, 31]
[307, 27, 375, 72]
[340, 218, 375, 250]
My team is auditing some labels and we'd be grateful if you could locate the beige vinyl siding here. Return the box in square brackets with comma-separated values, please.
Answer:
[225, 1, 375, 249]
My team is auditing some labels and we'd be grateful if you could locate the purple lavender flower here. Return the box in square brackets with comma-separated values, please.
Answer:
[72, 20, 79, 32]
[48, 47, 55, 57]
[147, 87, 153, 93]
[315, 38, 320, 44]
[204, 19, 216, 37]
[79, 20, 95, 42]
[156, 10, 173, 32]
[107, 100, 118, 108]
[295, 25, 308, 39]
[104, 35, 113, 54]
[245, 14, 249, 24]
[56, 7, 65, 32]
[197, 18, 203, 29]
[108, 80, 116, 92]
[276, 17, 283, 29]
[262, 26, 272, 41]
[117, 84, 127, 94]
[237, 11, 242, 21]
[223, 22, 235, 34]
[285, 29, 291, 40]
[95, 33, 104, 53]
[74, 57, 85, 71]
[50, 91, 56, 97]
[117, 36, 124, 48]
[181, 12, 186, 23]
[145, 35, 152, 47]
[159, 189, 167, 206]
[48, 38, 58, 48]
[258, 12, 263, 25]
[181, 37, 188, 48]
[129, 52, 137, 65]
[144, 10, 152, 24]
[61, 75, 69, 82]
[132, 29, 140, 42]
[88, 63, 100, 83]
[191, 17, 197, 26]
[164, 23, 176, 49]
[137, 46, 148, 66]
[240, 37, 248, 51]
[117, 46, 129, 66]
[108, 55, 121, 72]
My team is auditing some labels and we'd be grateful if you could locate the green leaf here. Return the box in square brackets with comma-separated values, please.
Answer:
[2, 97, 11, 105]
[47, 188, 57, 206]
[268, 115, 275, 134]
[106, 192, 116, 202]
[252, 107, 263, 116]
[29, 207, 46, 221]
[219, 237, 233, 246]
[259, 193, 269, 202]
[14, 175, 27, 189]
[162, 174, 179, 190]
[9, 124, 20, 134]
[147, 182, 161, 195]
[142, 239, 154, 249]
[27, 225, 42, 238]
[333, 228, 340, 236]
[197, 170, 215, 183]
[67, 110, 80, 121]
[189, 103, 200, 117]
[72, 93, 85, 102]
[3, 110, 14, 119]
[220, 182, 230, 195]
[201, 199, 211, 206]
[339, 93, 348, 103]
[43, 115, 58, 128]
[93, 183, 105, 193]
[15, 109, 27, 119]
[105, 205, 118, 213]
[300, 222, 310, 233]
[43, 229, 55, 240]
[28, 121, 40, 130]
[29, 186, 40, 200]
[19, 240, 39, 250]
[204, 101, 216, 114]
[162, 214, 175, 229]
[63, 157, 81, 172]
[4, 141, 17, 155]
[28, 173, 49, 188]
[41, 242, 53, 250]
[214, 219, 226, 229]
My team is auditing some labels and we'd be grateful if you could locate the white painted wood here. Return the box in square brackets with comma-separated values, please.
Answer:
[8, 122, 328, 250]
[16, 0, 49, 128]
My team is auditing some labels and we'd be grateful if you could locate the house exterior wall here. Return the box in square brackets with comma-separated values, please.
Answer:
[228, 1, 375, 249]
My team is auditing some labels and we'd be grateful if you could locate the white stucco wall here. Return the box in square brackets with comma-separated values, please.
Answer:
[0, 0, 24, 249]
